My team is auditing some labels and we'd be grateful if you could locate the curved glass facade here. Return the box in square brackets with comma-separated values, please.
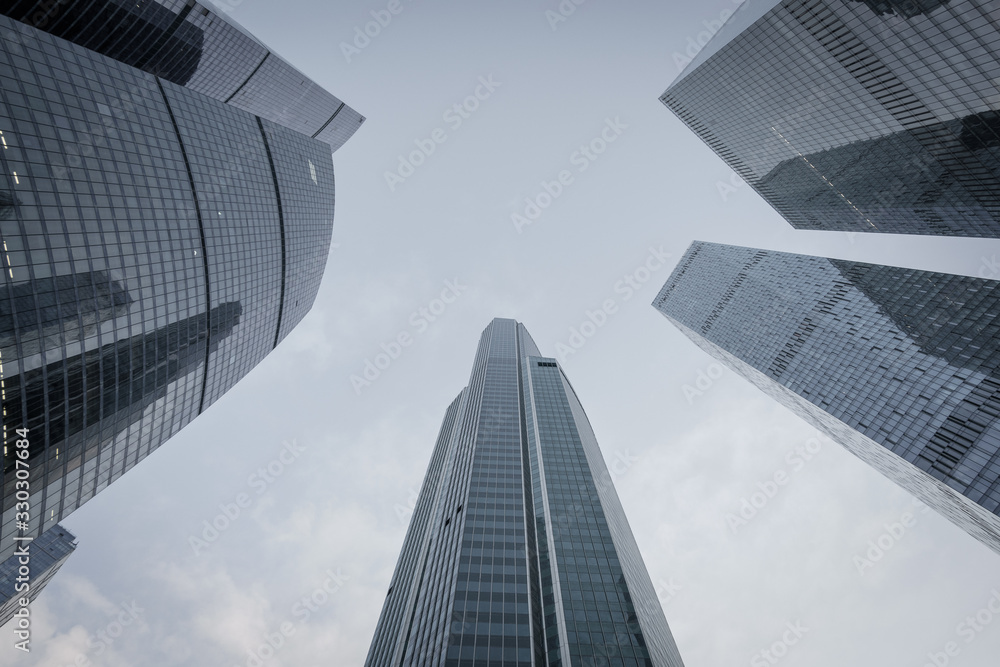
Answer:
[366, 319, 685, 667]
[654, 242, 1000, 556]
[661, 0, 1000, 237]
[0, 9, 342, 560]
[0, 0, 365, 152]
[261, 116, 338, 345]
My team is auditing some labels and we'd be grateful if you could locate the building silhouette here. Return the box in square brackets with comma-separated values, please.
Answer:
[0, 524, 76, 628]
[654, 242, 1000, 556]
[660, 0, 1000, 237]
[0, 0, 361, 572]
[1, 271, 133, 358]
[366, 319, 685, 667]
[0, 0, 364, 151]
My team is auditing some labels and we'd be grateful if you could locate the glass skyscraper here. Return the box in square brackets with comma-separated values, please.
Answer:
[0, 0, 365, 151]
[366, 318, 684, 667]
[0, 523, 75, 628]
[660, 0, 1000, 237]
[0, 0, 362, 564]
[653, 242, 1000, 556]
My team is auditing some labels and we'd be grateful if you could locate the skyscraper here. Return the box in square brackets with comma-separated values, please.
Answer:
[653, 242, 1000, 555]
[366, 318, 684, 667]
[0, 0, 365, 151]
[660, 0, 1000, 237]
[0, 1, 362, 563]
[0, 523, 75, 629]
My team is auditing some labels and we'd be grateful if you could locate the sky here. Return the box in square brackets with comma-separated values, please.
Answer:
[4, 0, 1000, 666]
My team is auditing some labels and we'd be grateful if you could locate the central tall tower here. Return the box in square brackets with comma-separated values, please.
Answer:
[366, 319, 684, 667]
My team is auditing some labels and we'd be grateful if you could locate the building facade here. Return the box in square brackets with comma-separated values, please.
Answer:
[661, 0, 1000, 237]
[366, 319, 684, 667]
[0, 2, 360, 562]
[0, 0, 365, 152]
[653, 242, 1000, 555]
[0, 524, 76, 628]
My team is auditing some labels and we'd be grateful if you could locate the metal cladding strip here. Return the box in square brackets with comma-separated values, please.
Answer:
[514, 327, 544, 666]
[154, 77, 212, 415]
[312, 102, 345, 139]
[254, 117, 287, 351]
[223, 52, 270, 104]
[522, 356, 570, 664]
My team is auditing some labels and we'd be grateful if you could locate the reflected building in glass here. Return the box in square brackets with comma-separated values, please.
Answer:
[366, 318, 685, 667]
[0, 1, 362, 563]
[653, 242, 1000, 555]
[660, 0, 1000, 237]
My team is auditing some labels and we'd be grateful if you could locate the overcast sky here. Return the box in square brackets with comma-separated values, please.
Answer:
[4, 1, 1000, 666]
